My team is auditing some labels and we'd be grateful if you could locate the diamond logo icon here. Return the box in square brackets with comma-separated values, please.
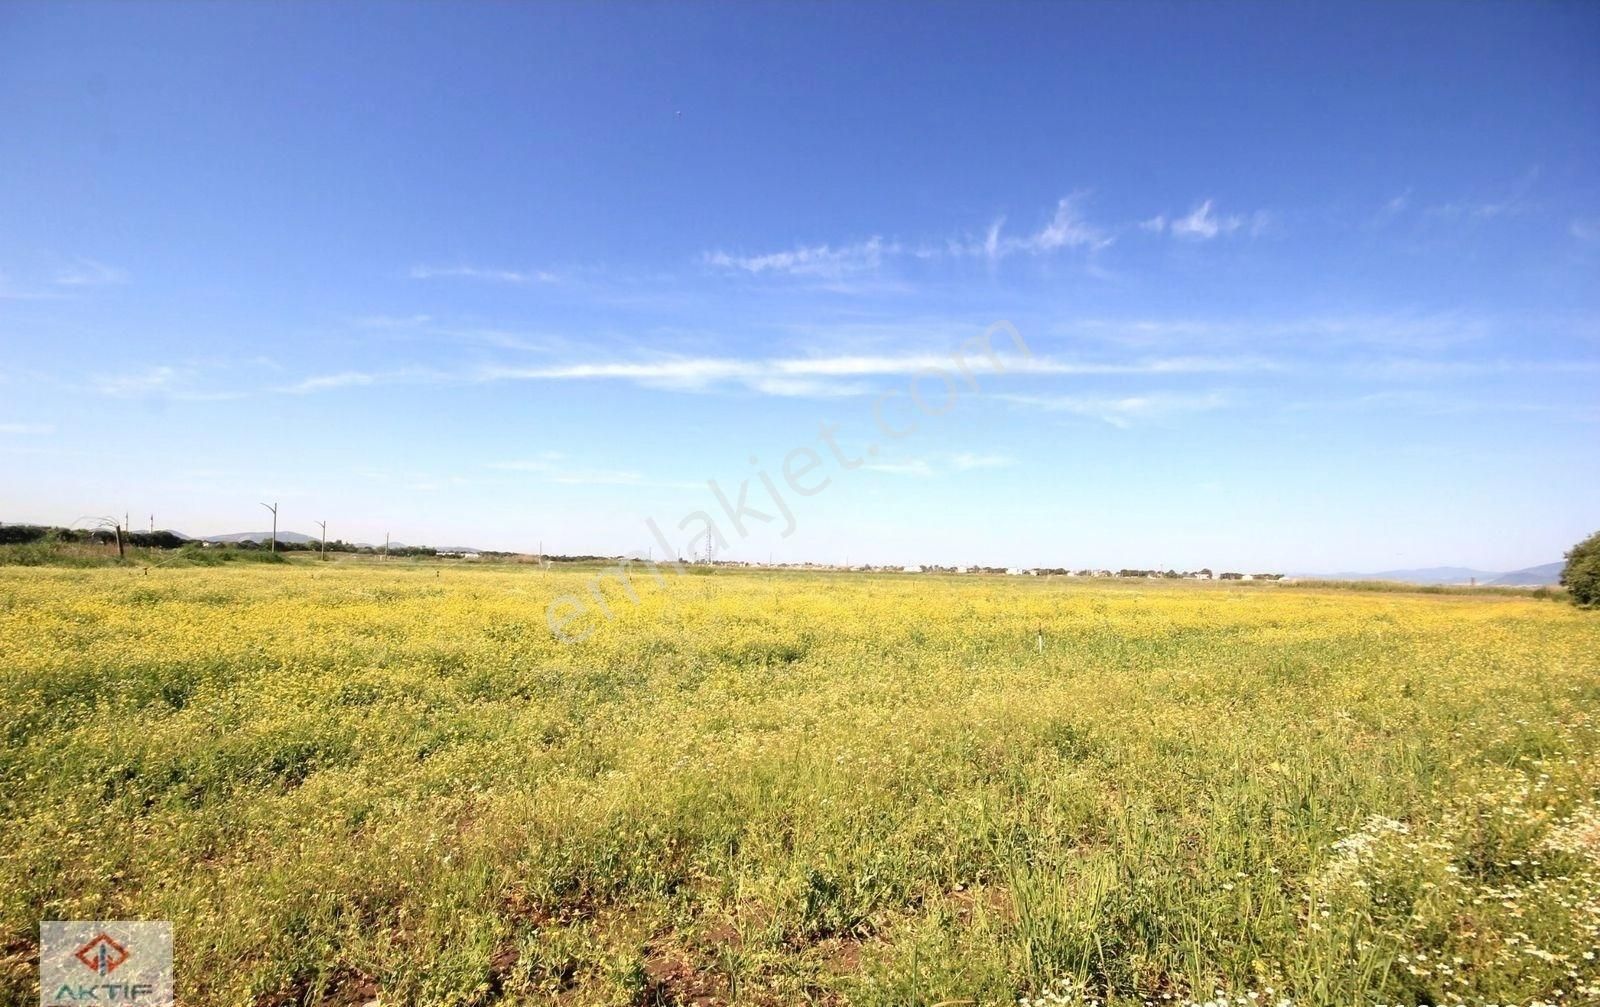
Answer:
[72, 932, 130, 975]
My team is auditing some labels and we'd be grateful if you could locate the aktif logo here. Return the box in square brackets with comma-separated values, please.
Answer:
[41, 921, 173, 1007]
[72, 932, 129, 975]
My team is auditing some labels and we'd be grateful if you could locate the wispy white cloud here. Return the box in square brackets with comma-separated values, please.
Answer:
[1015, 195, 1112, 254]
[409, 264, 559, 284]
[1062, 314, 1493, 351]
[742, 376, 874, 398]
[2, 259, 129, 297]
[959, 194, 1113, 261]
[1427, 199, 1521, 221]
[1142, 200, 1268, 240]
[0, 422, 54, 435]
[288, 350, 1277, 400]
[279, 366, 452, 394]
[1362, 189, 1414, 229]
[92, 366, 180, 397]
[1426, 168, 1539, 221]
[91, 365, 246, 401]
[1170, 200, 1244, 240]
[353, 313, 572, 353]
[354, 314, 434, 329]
[53, 259, 128, 287]
[1293, 390, 1600, 424]
[1345, 357, 1600, 380]
[703, 237, 896, 278]
[1572, 218, 1600, 242]
[703, 194, 1114, 279]
[286, 371, 378, 393]
[864, 452, 1016, 477]
[476, 351, 1271, 390]
[995, 391, 1229, 427]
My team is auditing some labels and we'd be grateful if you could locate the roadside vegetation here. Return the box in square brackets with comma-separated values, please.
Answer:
[0, 540, 289, 568]
[1277, 577, 1562, 599]
[1, 565, 1596, 1005]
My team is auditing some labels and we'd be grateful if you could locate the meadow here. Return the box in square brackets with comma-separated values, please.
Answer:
[1, 561, 1597, 1007]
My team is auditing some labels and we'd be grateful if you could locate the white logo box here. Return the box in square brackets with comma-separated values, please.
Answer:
[39, 921, 173, 1007]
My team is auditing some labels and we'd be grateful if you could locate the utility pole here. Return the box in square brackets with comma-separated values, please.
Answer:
[260, 502, 278, 553]
[316, 520, 327, 560]
[384, 532, 390, 560]
[149, 514, 154, 535]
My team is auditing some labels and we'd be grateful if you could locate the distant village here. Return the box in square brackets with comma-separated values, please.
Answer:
[0, 523, 1287, 580]
[681, 560, 1286, 580]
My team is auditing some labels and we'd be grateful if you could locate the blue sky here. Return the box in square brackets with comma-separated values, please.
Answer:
[2, 1, 1597, 571]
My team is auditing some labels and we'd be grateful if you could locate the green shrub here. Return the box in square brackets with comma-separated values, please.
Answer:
[1561, 529, 1600, 606]
[0, 524, 49, 545]
[169, 545, 287, 566]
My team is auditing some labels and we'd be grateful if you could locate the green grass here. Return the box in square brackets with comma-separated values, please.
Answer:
[0, 565, 1596, 1006]
[0, 541, 293, 568]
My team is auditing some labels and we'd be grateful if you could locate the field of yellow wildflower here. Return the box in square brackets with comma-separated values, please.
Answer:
[1, 561, 1597, 1006]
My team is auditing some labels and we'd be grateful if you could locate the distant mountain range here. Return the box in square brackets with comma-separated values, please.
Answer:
[1296, 562, 1563, 586]
[1486, 561, 1566, 586]
[203, 530, 319, 545]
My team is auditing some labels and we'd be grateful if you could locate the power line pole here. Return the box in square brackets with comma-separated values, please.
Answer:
[384, 531, 390, 561]
[260, 502, 278, 553]
[316, 520, 327, 560]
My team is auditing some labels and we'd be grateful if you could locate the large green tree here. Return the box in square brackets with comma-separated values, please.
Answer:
[1561, 530, 1600, 606]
